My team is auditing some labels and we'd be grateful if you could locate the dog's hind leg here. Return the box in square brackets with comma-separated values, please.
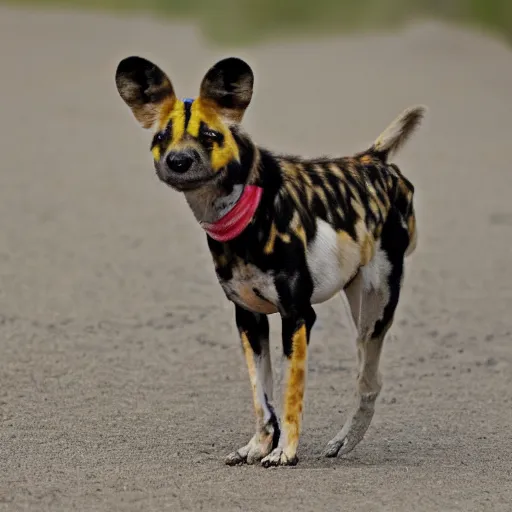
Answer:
[225, 305, 279, 465]
[324, 209, 409, 457]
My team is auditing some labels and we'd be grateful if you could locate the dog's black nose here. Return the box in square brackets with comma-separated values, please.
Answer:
[166, 153, 193, 173]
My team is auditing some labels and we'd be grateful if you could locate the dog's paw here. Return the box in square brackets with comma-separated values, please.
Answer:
[323, 406, 374, 457]
[323, 436, 355, 458]
[225, 433, 273, 466]
[261, 447, 298, 467]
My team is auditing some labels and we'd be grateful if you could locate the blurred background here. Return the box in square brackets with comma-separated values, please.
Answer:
[3, 0, 512, 44]
[1, 1, 511, 511]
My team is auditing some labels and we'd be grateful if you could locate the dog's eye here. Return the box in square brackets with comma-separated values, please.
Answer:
[151, 122, 172, 149]
[151, 130, 165, 147]
[204, 130, 216, 139]
[202, 129, 222, 142]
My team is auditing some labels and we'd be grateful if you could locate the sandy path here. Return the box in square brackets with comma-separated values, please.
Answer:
[1, 6, 511, 511]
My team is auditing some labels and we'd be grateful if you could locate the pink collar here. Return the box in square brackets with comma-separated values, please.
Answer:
[200, 185, 263, 242]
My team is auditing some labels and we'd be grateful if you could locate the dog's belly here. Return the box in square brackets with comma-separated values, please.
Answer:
[220, 263, 280, 314]
[218, 219, 365, 313]
[307, 219, 362, 304]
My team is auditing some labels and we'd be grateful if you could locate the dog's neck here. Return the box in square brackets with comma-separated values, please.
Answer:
[183, 131, 257, 225]
[183, 183, 244, 224]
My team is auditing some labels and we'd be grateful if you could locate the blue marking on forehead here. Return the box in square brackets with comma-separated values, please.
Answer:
[182, 97, 195, 106]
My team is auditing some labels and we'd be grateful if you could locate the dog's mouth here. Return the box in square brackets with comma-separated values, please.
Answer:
[164, 173, 220, 192]
[155, 161, 221, 191]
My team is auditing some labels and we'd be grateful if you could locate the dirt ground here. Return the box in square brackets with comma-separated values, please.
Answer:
[1, 5, 512, 511]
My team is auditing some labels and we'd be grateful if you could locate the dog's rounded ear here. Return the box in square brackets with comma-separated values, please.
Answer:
[115, 56, 176, 129]
[199, 57, 254, 124]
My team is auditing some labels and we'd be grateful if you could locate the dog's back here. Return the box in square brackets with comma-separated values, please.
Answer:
[270, 105, 424, 285]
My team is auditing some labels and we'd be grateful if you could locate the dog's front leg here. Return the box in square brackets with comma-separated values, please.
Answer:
[262, 305, 316, 467]
[225, 305, 279, 465]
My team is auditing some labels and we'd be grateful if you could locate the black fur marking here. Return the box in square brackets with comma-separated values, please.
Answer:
[199, 123, 224, 146]
[235, 306, 269, 357]
[372, 208, 409, 338]
[280, 305, 316, 358]
[184, 100, 192, 129]
[210, 59, 252, 109]
[151, 121, 172, 154]
[116, 56, 174, 105]
[198, 121, 226, 157]
[265, 395, 281, 449]
[200, 57, 253, 111]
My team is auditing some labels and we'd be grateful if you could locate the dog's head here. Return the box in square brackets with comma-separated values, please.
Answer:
[115, 56, 253, 191]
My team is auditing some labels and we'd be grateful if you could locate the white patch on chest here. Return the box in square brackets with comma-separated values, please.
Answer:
[307, 219, 362, 305]
[221, 263, 280, 314]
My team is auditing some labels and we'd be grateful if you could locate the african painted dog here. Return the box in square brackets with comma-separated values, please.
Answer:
[115, 56, 425, 467]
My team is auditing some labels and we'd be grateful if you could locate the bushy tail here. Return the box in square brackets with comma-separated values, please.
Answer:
[371, 105, 426, 161]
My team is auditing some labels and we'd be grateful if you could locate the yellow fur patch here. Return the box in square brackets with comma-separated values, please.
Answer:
[336, 228, 363, 274]
[283, 324, 308, 454]
[157, 97, 176, 129]
[264, 223, 291, 255]
[241, 333, 264, 424]
[151, 145, 161, 161]
[360, 233, 375, 266]
[170, 101, 186, 145]
[290, 211, 307, 246]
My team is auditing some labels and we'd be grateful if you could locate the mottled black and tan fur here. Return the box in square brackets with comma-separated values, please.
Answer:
[115, 55, 425, 467]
